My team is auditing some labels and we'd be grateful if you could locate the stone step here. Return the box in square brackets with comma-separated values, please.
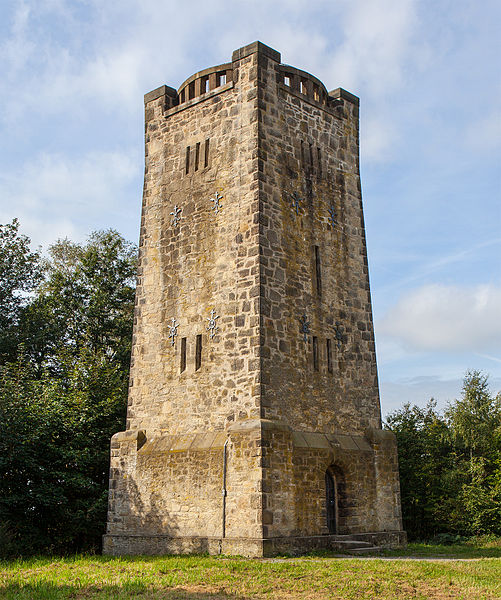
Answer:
[331, 540, 374, 549]
[348, 546, 382, 555]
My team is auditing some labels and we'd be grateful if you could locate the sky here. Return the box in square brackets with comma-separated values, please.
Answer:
[1, 0, 500, 415]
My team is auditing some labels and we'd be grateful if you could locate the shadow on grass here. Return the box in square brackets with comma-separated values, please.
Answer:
[0, 582, 246, 600]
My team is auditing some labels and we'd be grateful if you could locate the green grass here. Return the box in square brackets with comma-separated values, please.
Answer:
[379, 536, 501, 559]
[0, 541, 500, 600]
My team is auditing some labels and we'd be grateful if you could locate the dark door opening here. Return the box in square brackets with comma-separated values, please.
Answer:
[325, 470, 338, 534]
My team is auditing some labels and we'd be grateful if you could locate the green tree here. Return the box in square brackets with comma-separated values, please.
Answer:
[385, 400, 453, 539]
[387, 371, 501, 540]
[446, 370, 501, 463]
[0, 219, 41, 363]
[445, 371, 501, 535]
[0, 227, 137, 556]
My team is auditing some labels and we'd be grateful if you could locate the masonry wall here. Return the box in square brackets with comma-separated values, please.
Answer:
[255, 51, 381, 434]
[104, 428, 264, 553]
[126, 49, 263, 435]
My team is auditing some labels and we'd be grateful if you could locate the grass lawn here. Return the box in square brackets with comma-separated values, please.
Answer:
[0, 541, 500, 600]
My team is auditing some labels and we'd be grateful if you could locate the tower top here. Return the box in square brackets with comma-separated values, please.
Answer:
[144, 41, 359, 112]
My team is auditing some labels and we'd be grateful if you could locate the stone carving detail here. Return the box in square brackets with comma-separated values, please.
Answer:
[334, 321, 344, 348]
[170, 205, 182, 227]
[291, 191, 301, 216]
[328, 205, 337, 229]
[210, 191, 223, 215]
[168, 318, 179, 346]
[207, 308, 220, 339]
[300, 313, 310, 342]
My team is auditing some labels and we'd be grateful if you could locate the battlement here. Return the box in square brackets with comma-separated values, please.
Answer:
[144, 41, 359, 113]
[178, 62, 233, 104]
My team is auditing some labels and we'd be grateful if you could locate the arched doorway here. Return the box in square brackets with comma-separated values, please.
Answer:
[325, 470, 338, 534]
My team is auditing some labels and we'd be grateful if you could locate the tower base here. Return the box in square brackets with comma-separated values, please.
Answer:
[103, 531, 406, 558]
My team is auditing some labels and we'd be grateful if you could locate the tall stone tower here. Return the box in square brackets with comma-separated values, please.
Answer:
[103, 41, 405, 557]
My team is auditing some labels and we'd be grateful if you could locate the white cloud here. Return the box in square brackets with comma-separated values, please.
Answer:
[326, 0, 419, 96]
[0, 150, 139, 248]
[378, 283, 501, 353]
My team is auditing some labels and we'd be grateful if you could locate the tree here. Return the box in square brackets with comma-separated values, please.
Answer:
[20, 229, 137, 376]
[446, 370, 501, 462]
[385, 400, 453, 539]
[0, 219, 41, 363]
[386, 371, 501, 540]
[0, 228, 137, 556]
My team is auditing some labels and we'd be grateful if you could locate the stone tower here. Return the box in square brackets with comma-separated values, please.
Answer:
[103, 41, 405, 557]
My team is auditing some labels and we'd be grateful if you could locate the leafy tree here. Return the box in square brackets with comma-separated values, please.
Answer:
[385, 400, 453, 539]
[21, 230, 137, 375]
[386, 371, 501, 540]
[446, 370, 501, 462]
[0, 219, 41, 362]
[0, 227, 136, 556]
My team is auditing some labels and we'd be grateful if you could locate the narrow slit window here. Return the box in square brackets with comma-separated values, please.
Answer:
[201, 76, 209, 93]
[195, 334, 202, 371]
[284, 75, 291, 87]
[326, 338, 333, 373]
[313, 85, 320, 102]
[180, 89, 185, 103]
[317, 147, 322, 176]
[313, 336, 319, 371]
[309, 142, 314, 168]
[314, 245, 322, 296]
[195, 142, 200, 171]
[300, 79, 308, 94]
[188, 81, 195, 100]
[300, 140, 305, 165]
[180, 337, 187, 373]
[185, 146, 190, 174]
[204, 139, 210, 168]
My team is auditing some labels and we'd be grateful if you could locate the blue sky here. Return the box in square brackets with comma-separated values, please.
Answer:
[1, 0, 500, 414]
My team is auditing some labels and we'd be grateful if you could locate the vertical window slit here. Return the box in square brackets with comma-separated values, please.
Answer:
[204, 139, 210, 168]
[180, 337, 186, 373]
[195, 334, 202, 371]
[195, 142, 200, 171]
[314, 245, 322, 296]
[309, 142, 314, 168]
[326, 339, 333, 373]
[317, 147, 322, 176]
[185, 146, 190, 174]
[300, 140, 305, 166]
[313, 336, 319, 371]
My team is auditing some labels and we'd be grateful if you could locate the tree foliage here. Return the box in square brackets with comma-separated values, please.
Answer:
[0, 219, 42, 363]
[0, 224, 136, 556]
[386, 371, 501, 540]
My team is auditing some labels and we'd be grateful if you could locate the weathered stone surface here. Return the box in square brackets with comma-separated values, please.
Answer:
[104, 41, 405, 558]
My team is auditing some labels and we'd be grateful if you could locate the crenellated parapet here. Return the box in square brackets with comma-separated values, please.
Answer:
[144, 41, 358, 116]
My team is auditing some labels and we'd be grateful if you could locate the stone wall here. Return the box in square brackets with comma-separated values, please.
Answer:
[127, 47, 262, 434]
[256, 48, 381, 435]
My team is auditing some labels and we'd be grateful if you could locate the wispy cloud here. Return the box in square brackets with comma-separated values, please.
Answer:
[378, 283, 501, 353]
[0, 150, 139, 248]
